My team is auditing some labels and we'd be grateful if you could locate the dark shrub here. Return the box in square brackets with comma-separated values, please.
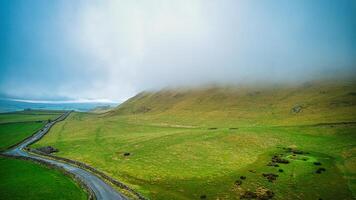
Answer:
[235, 180, 242, 186]
[262, 173, 279, 182]
[313, 162, 322, 166]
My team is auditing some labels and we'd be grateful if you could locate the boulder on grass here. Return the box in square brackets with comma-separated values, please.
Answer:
[262, 173, 279, 182]
[240, 187, 274, 200]
[36, 146, 58, 154]
[255, 187, 274, 200]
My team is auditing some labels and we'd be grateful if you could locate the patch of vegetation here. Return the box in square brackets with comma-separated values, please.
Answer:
[0, 157, 87, 200]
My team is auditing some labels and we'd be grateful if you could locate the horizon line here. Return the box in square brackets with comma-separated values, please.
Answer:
[2, 98, 119, 104]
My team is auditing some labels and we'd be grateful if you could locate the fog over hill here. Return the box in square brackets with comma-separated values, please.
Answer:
[0, 0, 355, 102]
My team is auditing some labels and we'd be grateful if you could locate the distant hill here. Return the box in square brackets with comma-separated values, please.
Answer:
[89, 105, 114, 113]
[108, 79, 356, 127]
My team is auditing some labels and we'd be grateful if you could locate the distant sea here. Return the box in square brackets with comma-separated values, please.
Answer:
[0, 99, 119, 113]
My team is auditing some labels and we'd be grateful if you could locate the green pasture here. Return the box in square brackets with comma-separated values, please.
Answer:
[0, 156, 87, 200]
[0, 110, 87, 200]
[33, 80, 356, 199]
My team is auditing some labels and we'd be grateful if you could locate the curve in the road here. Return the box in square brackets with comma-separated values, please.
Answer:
[2, 111, 128, 200]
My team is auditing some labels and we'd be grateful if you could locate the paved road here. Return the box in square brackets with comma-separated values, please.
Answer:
[3, 111, 128, 200]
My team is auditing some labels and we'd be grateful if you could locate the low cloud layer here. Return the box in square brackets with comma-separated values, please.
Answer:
[1, 0, 355, 101]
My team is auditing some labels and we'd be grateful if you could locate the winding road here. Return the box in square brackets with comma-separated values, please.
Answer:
[3, 111, 128, 200]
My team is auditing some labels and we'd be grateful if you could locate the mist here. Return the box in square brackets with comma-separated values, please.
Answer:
[0, 0, 355, 101]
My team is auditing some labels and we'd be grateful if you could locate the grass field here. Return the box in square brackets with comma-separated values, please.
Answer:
[0, 110, 87, 200]
[0, 110, 64, 151]
[0, 121, 45, 151]
[33, 79, 356, 199]
[0, 110, 64, 124]
[0, 156, 87, 200]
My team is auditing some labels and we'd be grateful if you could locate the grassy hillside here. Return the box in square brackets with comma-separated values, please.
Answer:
[90, 105, 114, 114]
[111, 79, 356, 127]
[33, 79, 356, 200]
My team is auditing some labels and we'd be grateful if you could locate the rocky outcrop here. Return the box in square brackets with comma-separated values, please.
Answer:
[291, 104, 303, 113]
[36, 146, 58, 154]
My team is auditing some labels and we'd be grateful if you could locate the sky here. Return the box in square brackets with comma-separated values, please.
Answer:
[0, 0, 355, 102]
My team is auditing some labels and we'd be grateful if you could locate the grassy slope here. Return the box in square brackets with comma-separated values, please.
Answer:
[34, 79, 356, 200]
[112, 79, 356, 127]
[0, 110, 87, 200]
[0, 157, 87, 200]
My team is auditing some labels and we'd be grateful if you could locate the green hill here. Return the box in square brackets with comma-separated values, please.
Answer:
[33, 78, 356, 200]
[110, 79, 356, 127]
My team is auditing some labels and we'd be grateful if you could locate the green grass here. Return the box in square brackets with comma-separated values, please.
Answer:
[0, 156, 87, 200]
[33, 80, 356, 199]
[0, 110, 64, 151]
[0, 110, 87, 200]
[112, 79, 356, 127]
[0, 110, 64, 124]
[0, 121, 45, 151]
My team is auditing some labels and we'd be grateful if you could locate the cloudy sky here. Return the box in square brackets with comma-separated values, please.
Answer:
[0, 0, 355, 102]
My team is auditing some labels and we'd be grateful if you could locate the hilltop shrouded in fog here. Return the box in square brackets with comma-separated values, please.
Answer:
[0, 0, 355, 102]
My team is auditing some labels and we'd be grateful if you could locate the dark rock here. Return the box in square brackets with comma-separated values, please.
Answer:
[284, 147, 305, 154]
[123, 152, 131, 156]
[291, 105, 302, 113]
[255, 187, 274, 200]
[262, 173, 279, 182]
[240, 191, 257, 199]
[200, 195, 207, 199]
[292, 149, 304, 154]
[313, 162, 322, 166]
[267, 161, 281, 167]
[278, 169, 284, 173]
[240, 176, 246, 180]
[36, 146, 58, 154]
[235, 180, 242, 186]
[271, 155, 289, 164]
[315, 167, 326, 174]
[240, 187, 274, 200]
